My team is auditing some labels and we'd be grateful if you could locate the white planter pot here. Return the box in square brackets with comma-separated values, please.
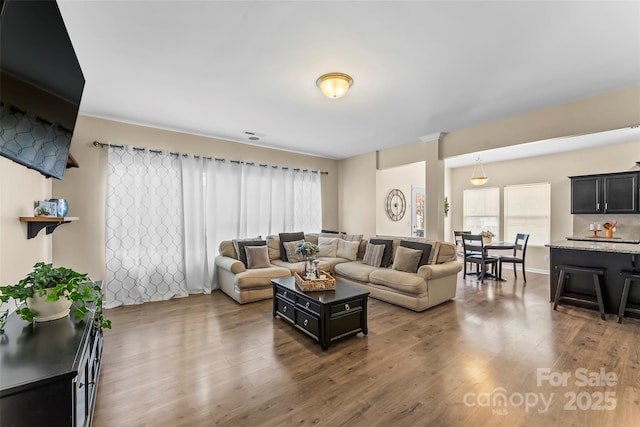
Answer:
[26, 290, 72, 322]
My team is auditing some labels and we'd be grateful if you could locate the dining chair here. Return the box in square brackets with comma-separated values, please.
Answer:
[462, 234, 499, 283]
[498, 233, 530, 282]
[453, 231, 471, 258]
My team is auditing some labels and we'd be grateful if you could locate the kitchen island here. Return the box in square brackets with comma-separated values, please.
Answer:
[546, 240, 640, 319]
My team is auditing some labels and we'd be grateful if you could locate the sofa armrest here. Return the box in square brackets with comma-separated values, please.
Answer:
[215, 255, 246, 274]
[417, 261, 462, 280]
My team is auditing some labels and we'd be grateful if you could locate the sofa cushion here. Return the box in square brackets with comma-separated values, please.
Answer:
[234, 267, 292, 290]
[343, 234, 363, 242]
[236, 240, 267, 266]
[369, 238, 394, 267]
[399, 240, 432, 268]
[271, 259, 331, 275]
[318, 236, 339, 257]
[279, 232, 305, 261]
[362, 243, 385, 267]
[334, 261, 379, 282]
[369, 268, 427, 295]
[245, 245, 270, 269]
[337, 239, 359, 261]
[435, 241, 457, 263]
[266, 235, 281, 260]
[219, 240, 237, 258]
[392, 245, 422, 273]
[304, 233, 319, 245]
[283, 239, 305, 263]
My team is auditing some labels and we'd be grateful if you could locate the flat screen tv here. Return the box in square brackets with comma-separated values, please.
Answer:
[0, 0, 85, 179]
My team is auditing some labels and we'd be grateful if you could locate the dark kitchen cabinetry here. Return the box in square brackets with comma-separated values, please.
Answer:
[570, 172, 638, 214]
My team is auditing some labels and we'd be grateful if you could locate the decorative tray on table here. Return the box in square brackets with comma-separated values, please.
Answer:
[294, 271, 336, 292]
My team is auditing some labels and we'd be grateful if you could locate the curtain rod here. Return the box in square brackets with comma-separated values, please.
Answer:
[92, 141, 328, 175]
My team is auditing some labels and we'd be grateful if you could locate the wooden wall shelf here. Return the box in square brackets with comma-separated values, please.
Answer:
[19, 216, 79, 239]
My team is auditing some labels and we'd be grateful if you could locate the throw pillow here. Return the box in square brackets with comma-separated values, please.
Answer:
[318, 236, 339, 257]
[236, 240, 267, 266]
[392, 245, 422, 273]
[343, 234, 363, 242]
[279, 232, 305, 261]
[400, 240, 432, 268]
[232, 236, 262, 259]
[369, 238, 394, 267]
[245, 245, 270, 269]
[337, 239, 359, 261]
[283, 239, 305, 263]
[362, 243, 385, 267]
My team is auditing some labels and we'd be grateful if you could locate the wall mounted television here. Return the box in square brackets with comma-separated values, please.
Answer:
[0, 0, 85, 179]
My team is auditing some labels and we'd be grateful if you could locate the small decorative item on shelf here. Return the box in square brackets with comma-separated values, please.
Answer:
[34, 200, 57, 217]
[48, 198, 69, 217]
[603, 220, 617, 238]
[295, 241, 320, 280]
[590, 223, 602, 237]
[481, 230, 495, 244]
[294, 271, 336, 292]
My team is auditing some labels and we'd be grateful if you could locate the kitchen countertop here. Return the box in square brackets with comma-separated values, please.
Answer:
[566, 236, 640, 244]
[546, 240, 640, 254]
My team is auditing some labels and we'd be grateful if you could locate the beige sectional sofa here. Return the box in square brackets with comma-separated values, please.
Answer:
[215, 233, 461, 311]
[333, 236, 462, 312]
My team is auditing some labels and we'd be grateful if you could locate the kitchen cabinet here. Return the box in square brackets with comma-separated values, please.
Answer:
[570, 172, 638, 214]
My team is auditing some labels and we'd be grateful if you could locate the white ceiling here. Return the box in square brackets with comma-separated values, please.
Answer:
[57, 1, 640, 160]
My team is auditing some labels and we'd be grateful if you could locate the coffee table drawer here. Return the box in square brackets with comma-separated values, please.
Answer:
[330, 298, 363, 317]
[330, 310, 363, 338]
[276, 297, 295, 322]
[297, 295, 320, 315]
[275, 286, 295, 303]
[296, 310, 319, 338]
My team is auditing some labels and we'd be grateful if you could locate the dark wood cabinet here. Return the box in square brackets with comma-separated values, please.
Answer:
[0, 304, 103, 427]
[570, 172, 638, 214]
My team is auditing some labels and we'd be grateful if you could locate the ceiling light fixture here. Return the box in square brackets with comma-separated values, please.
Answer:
[316, 72, 353, 99]
[470, 157, 489, 186]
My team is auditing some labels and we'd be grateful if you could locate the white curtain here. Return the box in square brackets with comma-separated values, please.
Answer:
[105, 147, 323, 306]
[105, 146, 188, 308]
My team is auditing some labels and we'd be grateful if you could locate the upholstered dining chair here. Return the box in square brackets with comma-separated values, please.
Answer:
[462, 234, 499, 283]
[498, 233, 530, 282]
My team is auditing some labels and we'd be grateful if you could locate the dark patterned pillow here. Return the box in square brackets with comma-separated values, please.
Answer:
[369, 238, 394, 267]
[400, 240, 432, 268]
[237, 240, 267, 266]
[279, 232, 305, 261]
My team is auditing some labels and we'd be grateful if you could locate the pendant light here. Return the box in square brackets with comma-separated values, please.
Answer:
[470, 157, 488, 186]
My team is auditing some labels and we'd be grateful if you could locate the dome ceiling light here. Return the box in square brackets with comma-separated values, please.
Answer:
[316, 72, 353, 99]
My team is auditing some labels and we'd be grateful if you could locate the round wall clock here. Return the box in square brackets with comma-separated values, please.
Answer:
[385, 189, 406, 221]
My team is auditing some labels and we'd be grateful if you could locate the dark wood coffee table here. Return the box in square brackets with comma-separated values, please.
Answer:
[272, 276, 369, 350]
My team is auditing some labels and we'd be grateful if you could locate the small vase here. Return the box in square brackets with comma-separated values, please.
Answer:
[483, 236, 492, 245]
[304, 258, 313, 279]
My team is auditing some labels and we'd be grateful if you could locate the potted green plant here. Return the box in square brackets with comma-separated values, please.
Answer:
[0, 262, 111, 333]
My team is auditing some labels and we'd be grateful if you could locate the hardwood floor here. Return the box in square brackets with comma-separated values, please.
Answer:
[93, 270, 640, 427]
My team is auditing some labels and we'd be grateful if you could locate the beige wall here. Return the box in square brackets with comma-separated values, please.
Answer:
[0, 156, 53, 314]
[51, 115, 340, 282]
[338, 151, 377, 238]
[440, 85, 640, 158]
[376, 162, 425, 236]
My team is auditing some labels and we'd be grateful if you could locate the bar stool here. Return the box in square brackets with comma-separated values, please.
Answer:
[618, 270, 640, 323]
[553, 265, 606, 320]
